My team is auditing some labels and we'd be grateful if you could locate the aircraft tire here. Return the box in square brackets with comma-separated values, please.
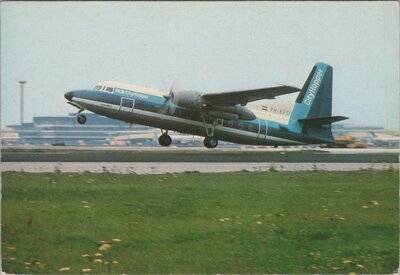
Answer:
[204, 137, 218, 149]
[77, 114, 86, 125]
[158, 134, 172, 146]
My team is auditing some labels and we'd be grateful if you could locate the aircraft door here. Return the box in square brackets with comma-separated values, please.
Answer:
[257, 119, 268, 140]
[119, 97, 135, 113]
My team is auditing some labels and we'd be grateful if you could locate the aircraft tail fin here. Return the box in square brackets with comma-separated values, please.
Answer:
[288, 63, 348, 142]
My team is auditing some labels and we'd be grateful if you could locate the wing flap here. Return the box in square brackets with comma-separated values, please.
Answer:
[201, 85, 300, 106]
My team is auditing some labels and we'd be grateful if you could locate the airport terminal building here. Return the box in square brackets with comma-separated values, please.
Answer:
[1, 113, 159, 147]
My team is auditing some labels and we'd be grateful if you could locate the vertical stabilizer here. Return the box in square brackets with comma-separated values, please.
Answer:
[288, 63, 337, 142]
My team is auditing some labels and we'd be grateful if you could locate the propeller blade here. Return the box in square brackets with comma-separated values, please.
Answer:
[163, 79, 180, 100]
[170, 79, 181, 95]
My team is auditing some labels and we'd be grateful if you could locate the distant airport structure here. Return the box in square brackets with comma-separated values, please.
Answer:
[0, 113, 398, 148]
[0, 113, 208, 147]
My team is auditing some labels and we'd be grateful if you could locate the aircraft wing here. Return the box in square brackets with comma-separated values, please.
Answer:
[201, 85, 301, 106]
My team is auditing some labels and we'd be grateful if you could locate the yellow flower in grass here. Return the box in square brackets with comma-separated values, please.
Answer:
[343, 259, 352, 264]
[334, 215, 345, 220]
[99, 243, 111, 251]
[112, 238, 122, 243]
[82, 268, 92, 272]
[59, 267, 70, 272]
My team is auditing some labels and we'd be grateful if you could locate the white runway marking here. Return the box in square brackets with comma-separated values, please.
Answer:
[1, 162, 397, 174]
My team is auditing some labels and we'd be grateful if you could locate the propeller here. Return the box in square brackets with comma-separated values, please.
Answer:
[161, 79, 180, 115]
[164, 79, 181, 99]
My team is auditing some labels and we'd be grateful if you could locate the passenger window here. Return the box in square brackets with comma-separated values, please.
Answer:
[114, 88, 121, 93]
[93, 85, 102, 90]
[106, 87, 114, 93]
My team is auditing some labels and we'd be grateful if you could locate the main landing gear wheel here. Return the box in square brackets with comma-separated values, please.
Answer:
[77, 114, 87, 125]
[204, 137, 218, 149]
[158, 134, 172, 147]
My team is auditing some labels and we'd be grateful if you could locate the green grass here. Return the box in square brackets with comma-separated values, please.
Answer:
[2, 170, 398, 274]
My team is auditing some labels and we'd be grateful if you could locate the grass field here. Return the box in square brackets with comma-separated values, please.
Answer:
[2, 170, 398, 274]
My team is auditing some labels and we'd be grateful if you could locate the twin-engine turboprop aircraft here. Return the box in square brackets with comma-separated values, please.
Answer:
[64, 62, 348, 148]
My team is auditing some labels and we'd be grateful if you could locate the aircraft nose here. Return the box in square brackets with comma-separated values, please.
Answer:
[64, 91, 74, 101]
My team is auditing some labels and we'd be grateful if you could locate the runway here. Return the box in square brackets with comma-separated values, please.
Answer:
[2, 162, 397, 174]
[2, 147, 398, 163]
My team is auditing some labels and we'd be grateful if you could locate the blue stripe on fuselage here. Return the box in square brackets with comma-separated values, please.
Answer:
[72, 89, 326, 144]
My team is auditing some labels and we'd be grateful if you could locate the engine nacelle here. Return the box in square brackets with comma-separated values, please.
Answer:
[171, 90, 203, 110]
[208, 111, 239, 120]
[168, 90, 256, 120]
[211, 105, 256, 120]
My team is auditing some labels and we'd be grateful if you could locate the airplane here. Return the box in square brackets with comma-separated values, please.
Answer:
[64, 62, 348, 148]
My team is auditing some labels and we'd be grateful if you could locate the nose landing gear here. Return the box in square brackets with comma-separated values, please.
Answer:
[158, 130, 172, 146]
[77, 114, 87, 125]
[76, 109, 87, 125]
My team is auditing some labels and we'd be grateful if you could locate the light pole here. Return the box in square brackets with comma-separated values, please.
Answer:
[18, 81, 27, 125]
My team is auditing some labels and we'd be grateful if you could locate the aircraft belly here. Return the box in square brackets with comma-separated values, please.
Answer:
[117, 107, 261, 143]
[74, 97, 303, 146]
[79, 103, 121, 121]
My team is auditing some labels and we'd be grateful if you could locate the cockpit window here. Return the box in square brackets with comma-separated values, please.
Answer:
[93, 85, 102, 90]
[106, 87, 114, 93]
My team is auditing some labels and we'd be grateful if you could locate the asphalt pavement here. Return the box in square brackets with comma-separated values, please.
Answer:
[2, 162, 397, 174]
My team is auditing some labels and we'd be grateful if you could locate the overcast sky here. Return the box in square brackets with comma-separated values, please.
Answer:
[1, 2, 399, 129]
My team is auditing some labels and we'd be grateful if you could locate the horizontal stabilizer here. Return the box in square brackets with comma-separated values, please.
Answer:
[298, 115, 348, 126]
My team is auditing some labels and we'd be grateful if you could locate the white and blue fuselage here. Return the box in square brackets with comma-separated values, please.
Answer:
[64, 63, 347, 148]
